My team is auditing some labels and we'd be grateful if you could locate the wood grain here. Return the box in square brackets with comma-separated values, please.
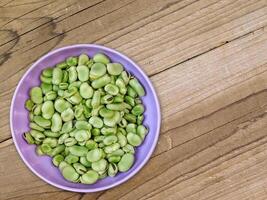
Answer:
[1, 0, 267, 199]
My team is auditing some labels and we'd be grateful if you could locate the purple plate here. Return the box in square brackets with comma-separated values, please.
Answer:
[10, 44, 161, 192]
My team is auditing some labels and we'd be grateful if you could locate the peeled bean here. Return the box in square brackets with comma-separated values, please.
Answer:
[73, 163, 87, 174]
[78, 54, 89, 66]
[66, 56, 78, 66]
[93, 53, 110, 64]
[129, 78, 145, 97]
[118, 153, 134, 172]
[77, 65, 89, 82]
[90, 63, 106, 80]
[30, 87, 43, 104]
[92, 159, 108, 172]
[65, 154, 79, 164]
[41, 83, 52, 94]
[62, 165, 79, 182]
[61, 108, 74, 122]
[108, 163, 118, 177]
[53, 155, 64, 166]
[52, 68, 63, 85]
[86, 148, 102, 162]
[51, 113, 62, 132]
[107, 63, 123, 76]
[29, 122, 45, 132]
[54, 99, 71, 113]
[43, 130, 61, 138]
[91, 74, 111, 89]
[42, 67, 53, 77]
[79, 82, 93, 99]
[33, 116, 51, 128]
[68, 145, 88, 157]
[80, 170, 99, 184]
[41, 101, 54, 119]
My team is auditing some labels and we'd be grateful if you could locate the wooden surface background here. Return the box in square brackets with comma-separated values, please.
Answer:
[1, 0, 267, 199]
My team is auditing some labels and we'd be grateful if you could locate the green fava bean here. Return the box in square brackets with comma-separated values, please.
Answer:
[108, 163, 118, 177]
[125, 96, 135, 107]
[41, 101, 54, 119]
[51, 113, 62, 132]
[25, 99, 34, 111]
[104, 143, 120, 154]
[131, 104, 144, 116]
[36, 145, 45, 156]
[137, 115, 144, 125]
[66, 56, 78, 66]
[99, 108, 114, 118]
[41, 143, 52, 154]
[93, 53, 110, 64]
[117, 132, 127, 147]
[121, 71, 130, 85]
[108, 156, 121, 163]
[59, 82, 68, 90]
[129, 78, 145, 97]
[126, 123, 136, 134]
[30, 87, 43, 104]
[68, 145, 88, 157]
[23, 132, 35, 144]
[91, 91, 101, 108]
[64, 138, 77, 146]
[118, 118, 127, 128]
[101, 127, 117, 135]
[62, 165, 79, 182]
[106, 103, 128, 111]
[86, 148, 102, 162]
[89, 116, 103, 128]
[137, 125, 148, 140]
[68, 92, 82, 105]
[56, 62, 68, 69]
[101, 94, 113, 104]
[115, 78, 127, 95]
[124, 113, 136, 123]
[58, 133, 69, 144]
[51, 145, 65, 156]
[122, 144, 135, 154]
[74, 129, 90, 142]
[127, 86, 137, 98]
[40, 75, 52, 84]
[103, 135, 118, 145]
[65, 154, 79, 164]
[43, 130, 61, 138]
[29, 122, 45, 132]
[59, 161, 70, 171]
[79, 82, 93, 99]
[127, 132, 142, 147]
[91, 74, 111, 89]
[42, 67, 53, 77]
[33, 104, 42, 116]
[41, 83, 52, 94]
[53, 155, 64, 166]
[52, 68, 63, 85]
[62, 70, 69, 83]
[73, 163, 87, 174]
[54, 99, 71, 113]
[113, 95, 124, 103]
[77, 65, 89, 82]
[68, 66, 78, 83]
[86, 140, 98, 150]
[61, 121, 73, 133]
[107, 149, 125, 157]
[75, 121, 91, 130]
[43, 137, 57, 148]
[61, 108, 74, 122]
[118, 153, 134, 172]
[107, 63, 123, 76]
[80, 156, 91, 167]
[45, 91, 57, 100]
[104, 84, 119, 96]
[33, 116, 51, 128]
[103, 111, 121, 127]
[90, 63, 106, 80]
[80, 170, 99, 184]
[78, 54, 89, 66]
[92, 159, 108, 172]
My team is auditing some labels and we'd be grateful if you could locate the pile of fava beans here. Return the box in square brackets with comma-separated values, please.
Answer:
[23, 53, 148, 184]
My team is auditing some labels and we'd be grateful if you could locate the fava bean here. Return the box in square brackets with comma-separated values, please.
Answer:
[118, 153, 134, 172]
[30, 87, 43, 104]
[93, 53, 110, 64]
[107, 63, 123, 76]
[80, 170, 99, 184]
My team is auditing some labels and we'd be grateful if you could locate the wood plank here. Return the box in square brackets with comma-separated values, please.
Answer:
[0, 0, 267, 142]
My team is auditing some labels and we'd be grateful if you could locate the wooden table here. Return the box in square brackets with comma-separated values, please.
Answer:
[1, 0, 267, 199]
